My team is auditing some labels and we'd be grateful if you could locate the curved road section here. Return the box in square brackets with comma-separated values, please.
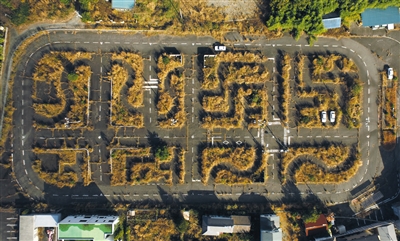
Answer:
[9, 30, 387, 205]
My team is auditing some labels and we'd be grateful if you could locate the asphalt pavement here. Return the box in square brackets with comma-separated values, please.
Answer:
[5, 29, 397, 206]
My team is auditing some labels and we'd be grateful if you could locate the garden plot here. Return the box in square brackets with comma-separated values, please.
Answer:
[200, 52, 270, 130]
[199, 146, 266, 184]
[110, 52, 144, 128]
[156, 54, 186, 128]
[281, 143, 361, 184]
[32, 52, 93, 128]
[381, 70, 398, 150]
[32, 149, 89, 188]
[293, 53, 362, 128]
[110, 146, 185, 185]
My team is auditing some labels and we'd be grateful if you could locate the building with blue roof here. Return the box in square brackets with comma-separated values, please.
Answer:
[361, 7, 400, 27]
[322, 12, 341, 29]
[112, 0, 135, 10]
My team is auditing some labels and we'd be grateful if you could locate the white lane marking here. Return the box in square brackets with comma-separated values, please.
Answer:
[314, 45, 319, 47]
[277, 44, 282, 46]
[350, 49, 355, 52]
[305, 44, 310, 47]
[286, 44, 292, 46]
[363, 61, 367, 67]
[368, 141, 370, 147]
[164, 136, 169, 138]
[150, 117, 152, 123]
[149, 107, 151, 113]
[325, 136, 331, 138]
[124, 42, 130, 44]
[115, 42, 120, 44]
[266, 44, 271, 46]
[84, 41, 89, 44]
[149, 98, 151, 104]
[181, 43, 187, 45]
[368, 79, 370, 85]
[316, 136, 321, 138]
[341, 46, 347, 49]
[149, 65, 151, 71]
[368, 98, 370, 104]
[25, 169, 28, 174]
[367, 70, 369, 77]
[368, 107, 370, 113]
[23, 160, 25, 165]
[21, 119, 24, 125]
[105, 42, 110, 44]
[22, 150, 24, 156]
[22, 109, 24, 115]
[368, 88, 370, 94]
[332, 45, 338, 47]
[99, 105, 101, 112]
[367, 159, 369, 165]
[323, 45, 328, 47]
[93, 42, 98, 44]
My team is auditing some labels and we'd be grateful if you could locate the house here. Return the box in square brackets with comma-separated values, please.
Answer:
[336, 223, 397, 241]
[58, 215, 119, 241]
[361, 7, 400, 29]
[202, 215, 251, 236]
[112, 0, 135, 10]
[305, 214, 329, 237]
[19, 214, 61, 241]
[260, 214, 282, 241]
[322, 12, 341, 29]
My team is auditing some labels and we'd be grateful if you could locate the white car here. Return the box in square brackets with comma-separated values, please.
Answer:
[388, 68, 393, 80]
[321, 111, 327, 123]
[214, 45, 226, 51]
[330, 111, 336, 123]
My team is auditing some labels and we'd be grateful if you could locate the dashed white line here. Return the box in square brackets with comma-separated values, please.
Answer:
[23, 160, 25, 165]
[332, 45, 338, 47]
[314, 45, 319, 47]
[286, 44, 292, 46]
[305, 44, 310, 47]
[341, 46, 347, 49]
[316, 136, 321, 138]
[149, 107, 151, 113]
[115, 42, 120, 44]
[350, 49, 355, 52]
[124, 42, 130, 44]
[363, 61, 367, 67]
[323, 45, 328, 47]
[84, 41, 89, 44]
[368, 88, 370, 94]
[24, 169, 28, 174]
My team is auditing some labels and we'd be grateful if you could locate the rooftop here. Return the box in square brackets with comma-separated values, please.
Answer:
[112, 0, 135, 10]
[361, 7, 400, 26]
[322, 12, 341, 29]
[305, 214, 328, 237]
[202, 215, 251, 236]
[58, 223, 113, 241]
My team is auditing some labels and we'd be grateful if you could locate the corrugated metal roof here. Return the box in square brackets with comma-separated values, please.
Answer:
[322, 17, 341, 29]
[361, 7, 400, 26]
[112, 0, 135, 10]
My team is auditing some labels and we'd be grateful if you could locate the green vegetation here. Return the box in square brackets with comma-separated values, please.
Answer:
[67, 72, 79, 81]
[155, 146, 169, 161]
[302, 208, 320, 223]
[266, 0, 400, 39]
[10, 3, 30, 26]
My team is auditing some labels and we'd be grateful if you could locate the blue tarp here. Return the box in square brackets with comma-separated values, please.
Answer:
[361, 7, 400, 26]
[112, 0, 135, 9]
[322, 17, 341, 29]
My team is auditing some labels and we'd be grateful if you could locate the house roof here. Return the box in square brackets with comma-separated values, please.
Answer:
[58, 223, 113, 241]
[19, 214, 61, 241]
[261, 230, 283, 241]
[202, 215, 251, 236]
[305, 214, 328, 236]
[322, 18, 341, 29]
[361, 7, 400, 26]
[112, 0, 135, 10]
[377, 224, 397, 241]
[260, 214, 280, 230]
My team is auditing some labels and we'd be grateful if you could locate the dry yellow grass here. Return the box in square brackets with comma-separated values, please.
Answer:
[130, 218, 179, 241]
[32, 149, 85, 188]
[272, 206, 301, 241]
[109, 63, 144, 127]
[281, 54, 291, 122]
[60, 51, 93, 63]
[224, 64, 268, 85]
[299, 93, 342, 128]
[111, 52, 144, 107]
[110, 148, 172, 185]
[294, 156, 362, 183]
[111, 148, 151, 185]
[32, 53, 66, 117]
[297, 55, 305, 88]
[177, 149, 186, 184]
[312, 54, 341, 78]
[157, 92, 174, 115]
[202, 90, 230, 112]
[157, 54, 184, 91]
[341, 57, 358, 72]
[202, 65, 219, 90]
[282, 145, 350, 181]
[201, 147, 256, 183]
[345, 79, 363, 128]
[202, 88, 250, 129]
[56, 65, 91, 128]
[158, 74, 186, 128]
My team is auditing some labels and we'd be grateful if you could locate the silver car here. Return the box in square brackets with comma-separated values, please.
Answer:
[330, 111, 336, 123]
[321, 111, 327, 123]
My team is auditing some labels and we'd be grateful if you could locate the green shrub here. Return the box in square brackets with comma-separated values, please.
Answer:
[11, 3, 29, 26]
[67, 73, 79, 81]
[155, 146, 169, 160]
